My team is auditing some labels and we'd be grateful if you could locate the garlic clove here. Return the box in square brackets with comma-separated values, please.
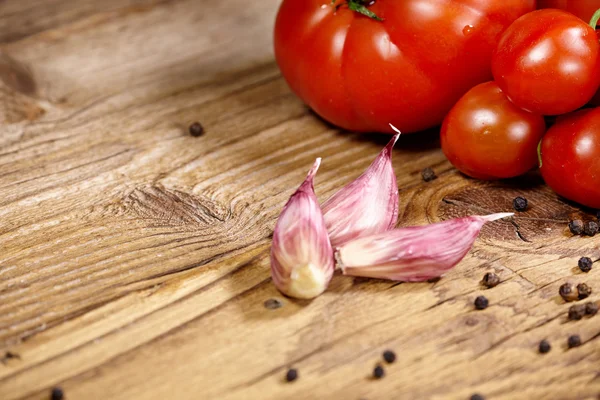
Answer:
[336, 213, 513, 282]
[323, 125, 401, 247]
[270, 158, 334, 299]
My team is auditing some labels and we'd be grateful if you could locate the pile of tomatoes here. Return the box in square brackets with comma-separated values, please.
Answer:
[274, 1, 600, 209]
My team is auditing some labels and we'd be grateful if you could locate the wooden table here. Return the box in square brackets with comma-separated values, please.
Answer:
[1, 1, 599, 399]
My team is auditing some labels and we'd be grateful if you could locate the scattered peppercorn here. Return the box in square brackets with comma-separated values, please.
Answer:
[568, 220, 584, 235]
[474, 296, 489, 310]
[51, 387, 64, 400]
[567, 335, 581, 348]
[585, 302, 598, 316]
[559, 282, 578, 302]
[421, 167, 437, 182]
[482, 272, 500, 288]
[578, 257, 593, 273]
[373, 364, 385, 379]
[538, 339, 551, 354]
[285, 368, 298, 382]
[584, 221, 599, 236]
[470, 394, 485, 400]
[568, 304, 587, 321]
[264, 298, 283, 310]
[513, 196, 528, 212]
[577, 283, 592, 299]
[188, 122, 205, 137]
[383, 350, 396, 364]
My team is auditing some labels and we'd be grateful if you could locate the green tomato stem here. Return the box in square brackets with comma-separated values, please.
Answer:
[537, 140, 543, 168]
[348, 0, 383, 21]
[331, 0, 383, 21]
[589, 8, 600, 30]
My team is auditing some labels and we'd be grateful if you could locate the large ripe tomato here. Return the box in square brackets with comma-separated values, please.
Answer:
[441, 81, 546, 180]
[492, 9, 600, 116]
[540, 107, 600, 209]
[274, 0, 535, 134]
[537, 0, 600, 23]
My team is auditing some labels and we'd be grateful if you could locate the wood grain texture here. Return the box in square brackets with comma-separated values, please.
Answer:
[0, 1, 599, 399]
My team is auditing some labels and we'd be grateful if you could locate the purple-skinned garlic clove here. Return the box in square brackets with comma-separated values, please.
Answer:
[335, 213, 514, 282]
[270, 158, 334, 299]
[322, 124, 401, 247]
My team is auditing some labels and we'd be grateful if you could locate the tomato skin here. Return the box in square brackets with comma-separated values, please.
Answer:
[540, 107, 600, 209]
[274, 0, 535, 134]
[537, 0, 600, 23]
[441, 82, 546, 180]
[492, 9, 600, 116]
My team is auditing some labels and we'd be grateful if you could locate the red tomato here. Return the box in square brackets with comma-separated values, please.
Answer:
[274, 0, 535, 134]
[540, 107, 600, 209]
[537, 0, 600, 23]
[492, 9, 600, 116]
[441, 82, 546, 180]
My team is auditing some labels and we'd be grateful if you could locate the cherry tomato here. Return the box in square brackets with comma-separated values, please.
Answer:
[537, 0, 600, 23]
[540, 107, 600, 209]
[492, 9, 600, 116]
[441, 82, 546, 180]
[274, 0, 535, 134]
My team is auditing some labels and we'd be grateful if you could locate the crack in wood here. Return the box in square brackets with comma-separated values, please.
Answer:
[0, 350, 21, 365]
[471, 310, 565, 360]
[509, 219, 531, 243]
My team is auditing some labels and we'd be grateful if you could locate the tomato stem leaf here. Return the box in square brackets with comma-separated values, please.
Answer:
[537, 140, 543, 168]
[347, 0, 383, 21]
[589, 8, 600, 30]
[332, 1, 383, 21]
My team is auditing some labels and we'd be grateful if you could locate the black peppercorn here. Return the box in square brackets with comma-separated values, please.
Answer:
[373, 364, 385, 379]
[51, 387, 64, 400]
[470, 394, 485, 400]
[189, 122, 205, 137]
[585, 302, 598, 316]
[482, 272, 500, 288]
[559, 282, 578, 302]
[567, 335, 581, 348]
[286, 368, 298, 382]
[538, 339, 551, 354]
[584, 221, 599, 236]
[474, 296, 489, 310]
[513, 196, 528, 212]
[264, 298, 283, 310]
[569, 220, 584, 235]
[383, 350, 396, 364]
[578, 257, 593, 273]
[568, 304, 587, 321]
[421, 167, 437, 182]
[577, 283, 592, 300]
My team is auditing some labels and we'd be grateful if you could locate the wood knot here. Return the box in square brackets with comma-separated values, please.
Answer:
[120, 185, 231, 228]
[0, 52, 36, 96]
[0, 53, 44, 124]
[438, 174, 577, 243]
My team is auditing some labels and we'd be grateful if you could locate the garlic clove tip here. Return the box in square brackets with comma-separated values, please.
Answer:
[481, 212, 514, 222]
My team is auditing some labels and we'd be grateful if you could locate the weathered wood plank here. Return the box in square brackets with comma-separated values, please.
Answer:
[0, 0, 599, 399]
[0, 0, 171, 44]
